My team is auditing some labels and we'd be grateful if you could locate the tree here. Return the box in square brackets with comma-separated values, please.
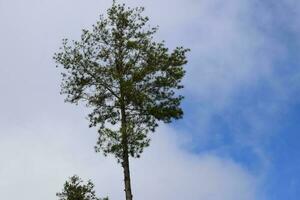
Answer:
[54, 1, 189, 200]
[56, 175, 108, 200]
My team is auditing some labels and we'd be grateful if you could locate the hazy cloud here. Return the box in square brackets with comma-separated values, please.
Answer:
[0, 0, 298, 199]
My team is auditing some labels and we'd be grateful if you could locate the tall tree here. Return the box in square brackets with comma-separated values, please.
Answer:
[54, 1, 189, 200]
[57, 175, 108, 200]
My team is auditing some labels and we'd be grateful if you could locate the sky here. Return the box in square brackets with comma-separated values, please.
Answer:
[0, 0, 299, 200]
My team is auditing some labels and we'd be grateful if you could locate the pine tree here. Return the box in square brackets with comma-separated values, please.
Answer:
[57, 175, 108, 200]
[54, 2, 189, 200]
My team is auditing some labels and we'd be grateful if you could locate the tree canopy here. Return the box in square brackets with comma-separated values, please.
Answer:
[57, 175, 108, 200]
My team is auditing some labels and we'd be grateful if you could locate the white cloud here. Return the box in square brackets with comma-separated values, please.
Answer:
[0, 123, 260, 200]
[132, 125, 260, 200]
[1, 0, 298, 199]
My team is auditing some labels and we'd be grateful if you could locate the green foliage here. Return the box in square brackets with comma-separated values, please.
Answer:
[54, 1, 189, 161]
[56, 175, 108, 200]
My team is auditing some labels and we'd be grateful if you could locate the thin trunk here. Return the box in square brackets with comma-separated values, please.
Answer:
[120, 86, 133, 200]
[122, 145, 133, 200]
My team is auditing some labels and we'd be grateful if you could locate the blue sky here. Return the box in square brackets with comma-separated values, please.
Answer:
[177, 1, 300, 198]
[0, 0, 299, 200]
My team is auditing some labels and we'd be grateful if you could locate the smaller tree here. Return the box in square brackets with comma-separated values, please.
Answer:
[57, 175, 108, 200]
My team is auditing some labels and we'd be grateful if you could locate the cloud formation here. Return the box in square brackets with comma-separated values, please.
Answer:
[0, 123, 259, 200]
[1, 0, 299, 199]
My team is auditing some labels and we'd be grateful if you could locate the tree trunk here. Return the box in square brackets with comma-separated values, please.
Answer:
[120, 86, 133, 200]
[122, 148, 133, 200]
